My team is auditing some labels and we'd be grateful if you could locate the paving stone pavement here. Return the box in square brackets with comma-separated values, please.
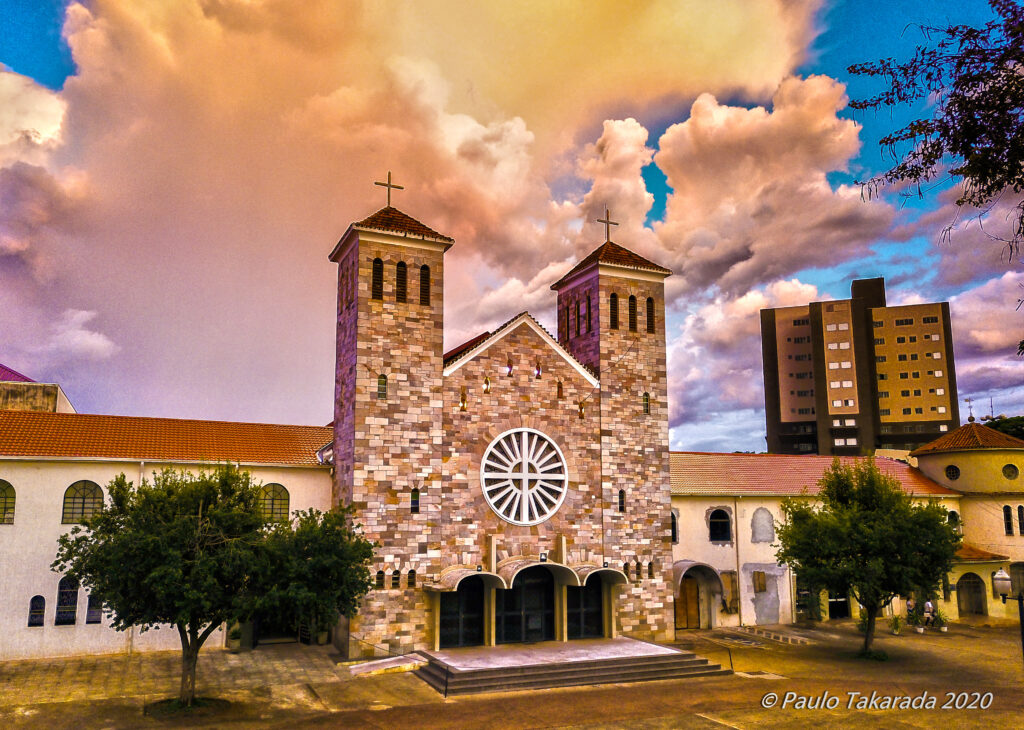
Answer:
[0, 643, 346, 705]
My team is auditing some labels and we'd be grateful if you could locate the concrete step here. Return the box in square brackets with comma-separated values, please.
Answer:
[415, 651, 730, 695]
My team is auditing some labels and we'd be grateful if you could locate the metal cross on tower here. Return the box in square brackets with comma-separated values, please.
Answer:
[596, 207, 618, 243]
[374, 171, 404, 207]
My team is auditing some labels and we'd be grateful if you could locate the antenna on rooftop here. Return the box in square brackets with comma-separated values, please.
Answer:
[964, 396, 974, 422]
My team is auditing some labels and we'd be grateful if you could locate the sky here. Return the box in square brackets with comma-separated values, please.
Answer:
[1, 0, 1021, 452]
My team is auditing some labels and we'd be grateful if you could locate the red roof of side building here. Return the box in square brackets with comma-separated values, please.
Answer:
[909, 422, 1024, 456]
[670, 452, 958, 497]
[0, 363, 34, 382]
[0, 411, 333, 466]
[443, 331, 491, 367]
[354, 206, 454, 243]
[551, 241, 672, 290]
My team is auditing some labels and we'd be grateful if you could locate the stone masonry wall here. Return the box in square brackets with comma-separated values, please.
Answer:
[341, 235, 445, 654]
[594, 272, 675, 642]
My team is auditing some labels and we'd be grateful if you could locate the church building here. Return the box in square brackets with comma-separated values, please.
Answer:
[326, 201, 677, 654]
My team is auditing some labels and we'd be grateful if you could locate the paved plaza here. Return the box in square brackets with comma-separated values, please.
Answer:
[1, 620, 1023, 728]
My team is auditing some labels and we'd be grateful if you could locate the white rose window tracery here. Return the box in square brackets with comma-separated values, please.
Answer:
[480, 428, 568, 526]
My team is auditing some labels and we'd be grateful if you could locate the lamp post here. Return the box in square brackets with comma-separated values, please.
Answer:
[992, 568, 1024, 669]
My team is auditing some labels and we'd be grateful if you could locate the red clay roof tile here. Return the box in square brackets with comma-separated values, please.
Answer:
[551, 241, 671, 290]
[910, 422, 1024, 456]
[354, 206, 454, 243]
[0, 411, 332, 466]
[670, 452, 957, 497]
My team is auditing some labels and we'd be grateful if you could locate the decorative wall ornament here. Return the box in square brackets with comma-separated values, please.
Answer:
[480, 428, 568, 526]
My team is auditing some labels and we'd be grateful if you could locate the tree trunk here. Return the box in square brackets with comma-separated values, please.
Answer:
[861, 604, 878, 654]
[179, 644, 198, 706]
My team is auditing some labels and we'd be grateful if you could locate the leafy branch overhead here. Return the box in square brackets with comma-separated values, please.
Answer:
[848, 0, 1024, 258]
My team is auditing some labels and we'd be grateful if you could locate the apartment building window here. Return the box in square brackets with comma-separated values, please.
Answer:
[932, 352, 942, 359]
[840, 361, 851, 369]
[795, 372, 811, 379]
[940, 425, 948, 432]
[834, 438, 846, 446]
[923, 316, 939, 324]
[912, 371, 920, 378]
[838, 323, 849, 330]
[895, 318, 914, 326]
[840, 380, 852, 387]
[874, 337, 884, 345]
[832, 419, 842, 427]
[910, 354, 918, 361]
[915, 407, 923, 414]
[901, 390, 910, 396]
[900, 372, 909, 379]
[872, 320, 883, 327]
[838, 342, 850, 349]
[937, 406, 947, 413]
[832, 399, 842, 407]
[826, 323, 837, 332]
[880, 408, 891, 415]
[908, 336, 917, 343]
[830, 380, 841, 388]
[795, 354, 810, 361]
[793, 318, 809, 326]
[844, 418, 855, 426]
[878, 391, 889, 398]
[844, 399, 855, 407]
[903, 408, 912, 415]
[797, 390, 813, 397]
[897, 336, 906, 344]
[828, 343, 838, 350]
[876, 355, 887, 363]
[797, 407, 814, 415]
[934, 370, 943, 377]
[794, 336, 810, 343]
[878, 373, 888, 380]
[936, 388, 945, 395]
[898, 354, 908, 362]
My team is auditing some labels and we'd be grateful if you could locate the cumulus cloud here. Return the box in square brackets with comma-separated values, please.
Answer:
[0, 67, 65, 166]
[42, 309, 119, 361]
[652, 75, 893, 297]
[950, 272, 1024, 357]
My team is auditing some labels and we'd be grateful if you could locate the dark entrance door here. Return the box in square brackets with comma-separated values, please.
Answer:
[956, 573, 987, 616]
[439, 576, 485, 648]
[496, 566, 555, 644]
[675, 575, 700, 629]
[567, 577, 604, 639]
[827, 591, 850, 619]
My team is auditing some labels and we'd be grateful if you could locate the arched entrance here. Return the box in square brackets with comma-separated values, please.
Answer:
[675, 565, 723, 630]
[497, 566, 555, 643]
[957, 572, 987, 616]
[439, 575, 485, 648]
[567, 574, 604, 639]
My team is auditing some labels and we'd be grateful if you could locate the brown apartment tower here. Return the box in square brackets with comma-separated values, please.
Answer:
[760, 278, 960, 455]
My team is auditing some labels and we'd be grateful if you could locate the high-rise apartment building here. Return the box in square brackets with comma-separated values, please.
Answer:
[760, 278, 959, 455]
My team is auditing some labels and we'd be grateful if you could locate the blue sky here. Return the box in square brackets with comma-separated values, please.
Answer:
[1, 1, 1020, 451]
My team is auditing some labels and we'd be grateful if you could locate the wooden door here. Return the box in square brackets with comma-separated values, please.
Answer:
[675, 575, 701, 629]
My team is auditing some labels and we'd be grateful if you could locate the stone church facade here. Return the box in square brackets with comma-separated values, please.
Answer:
[328, 204, 676, 654]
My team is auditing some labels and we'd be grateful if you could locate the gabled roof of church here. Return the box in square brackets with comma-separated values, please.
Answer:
[442, 312, 599, 387]
[0, 411, 333, 466]
[353, 206, 454, 243]
[550, 240, 672, 290]
[0, 363, 34, 382]
[670, 452, 957, 497]
[909, 421, 1024, 456]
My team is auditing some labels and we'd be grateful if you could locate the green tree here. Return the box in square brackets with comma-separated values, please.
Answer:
[775, 459, 960, 656]
[984, 415, 1024, 440]
[848, 0, 1024, 258]
[52, 465, 374, 706]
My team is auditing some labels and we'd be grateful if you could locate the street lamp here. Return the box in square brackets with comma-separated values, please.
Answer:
[992, 568, 1024, 668]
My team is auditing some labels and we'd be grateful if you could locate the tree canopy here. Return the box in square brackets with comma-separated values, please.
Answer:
[52, 465, 374, 706]
[848, 0, 1024, 259]
[984, 415, 1024, 440]
[775, 459, 960, 656]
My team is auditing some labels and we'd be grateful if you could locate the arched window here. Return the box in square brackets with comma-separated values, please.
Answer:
[408, 569, 416, 588]
[646, 297, 655, 334]
[28, 596, 45, 627]
[483, 376, 491, 393]
[556, 381, 563, 399]
[377, 374, 388, 400]
[395, 261, 408, 302]
[617, 489, 625, 513]
[1004, 505, 1014, 536]
[1019, 505, 1024, 535]
[459, 386, 467, 412]
[62, 481, 102, 524]
[586, 295, 592, 332]
[709, 509, 731, 542]
[623, 563, 631, 581]
[0, 479, 14, 524]
[648, 561, 655, 579]
[391, 570, 401, 589]
[635, 560, 642, 581]
[371, 258, 384, 300]
[259, 483, 290, 522]
[628, 295, 638, 332]
[609, 293, 619, 329]
[55, 576, 79, 625]
[375, 570, 385, 589]
[86, 594, 103, 624]
[419, 265, 431, 305]
[575, 301, 581, 336]
[411, 488, 420, 514]
[670, 511, 678, 543]
[642, 392, 650, 414]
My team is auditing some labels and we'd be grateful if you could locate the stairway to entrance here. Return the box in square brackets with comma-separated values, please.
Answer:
[414, 637, 729, 695]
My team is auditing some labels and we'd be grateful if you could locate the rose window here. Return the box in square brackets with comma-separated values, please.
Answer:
[480, 428, 568, 526]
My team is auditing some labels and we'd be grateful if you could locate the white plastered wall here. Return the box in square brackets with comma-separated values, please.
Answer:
[0, 459, 332, 660]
